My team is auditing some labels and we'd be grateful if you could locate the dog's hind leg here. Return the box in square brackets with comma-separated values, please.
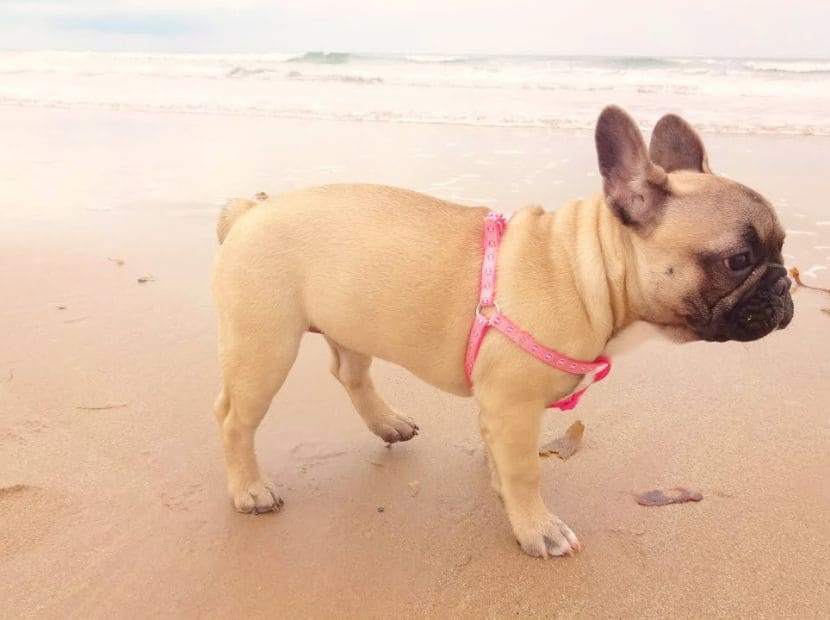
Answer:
[325, 337, 419, 443]
[214, 322, 302, 514]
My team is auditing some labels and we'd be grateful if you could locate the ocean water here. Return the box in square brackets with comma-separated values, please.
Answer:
[1, 50, 829, 135]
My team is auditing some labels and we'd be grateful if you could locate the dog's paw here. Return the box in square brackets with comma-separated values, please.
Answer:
[230, 479, 283, 515]
[514, 513, 581, 558]
[372, 412, 419, 444]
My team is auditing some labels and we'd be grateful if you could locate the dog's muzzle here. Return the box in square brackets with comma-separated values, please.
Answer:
[707, 265, 794, 342]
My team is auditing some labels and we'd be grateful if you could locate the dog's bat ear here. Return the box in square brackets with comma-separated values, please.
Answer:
[595, 105, 667, 230]
[649, 113, 712, 174]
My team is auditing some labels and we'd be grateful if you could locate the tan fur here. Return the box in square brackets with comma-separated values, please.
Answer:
[216, 192, 269, 244]
[211, 184, 646, 556]
[211, 108, 789, 558]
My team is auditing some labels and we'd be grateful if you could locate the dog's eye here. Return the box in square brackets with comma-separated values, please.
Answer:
[725, 252, 752, 271]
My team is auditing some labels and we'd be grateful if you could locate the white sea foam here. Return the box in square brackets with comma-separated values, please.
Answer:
[801, 265, 828, 279]
[742, 60, 830, 73]
[0, 51, 828, 134]
[402, 54, 470, 64]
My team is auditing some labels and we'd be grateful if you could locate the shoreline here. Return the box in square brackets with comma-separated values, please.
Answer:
[3, 99, 830, 137]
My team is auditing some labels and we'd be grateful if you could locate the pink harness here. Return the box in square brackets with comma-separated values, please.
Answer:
[465, 212, 611, 410]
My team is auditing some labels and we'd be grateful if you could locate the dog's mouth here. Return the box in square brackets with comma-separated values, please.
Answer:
[691, 264, 794, 343]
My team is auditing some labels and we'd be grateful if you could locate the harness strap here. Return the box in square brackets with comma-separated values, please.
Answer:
[464, 212, 611, 410]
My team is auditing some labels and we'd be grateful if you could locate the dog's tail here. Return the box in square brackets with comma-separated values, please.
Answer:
[216, 192, 269, 244]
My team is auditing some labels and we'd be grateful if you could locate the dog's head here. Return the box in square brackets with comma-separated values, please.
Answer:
[595, 106, 794, 343]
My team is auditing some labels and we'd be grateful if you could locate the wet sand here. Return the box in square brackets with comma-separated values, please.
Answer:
[1, 108, 828, 618]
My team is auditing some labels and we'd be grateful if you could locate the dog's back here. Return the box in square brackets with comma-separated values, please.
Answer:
[213, 183, 487, 394]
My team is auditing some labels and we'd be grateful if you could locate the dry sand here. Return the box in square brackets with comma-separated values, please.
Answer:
[1, 108, 828, 618]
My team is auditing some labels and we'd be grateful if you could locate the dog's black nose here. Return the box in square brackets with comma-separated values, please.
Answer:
[772, 276, 790, 297]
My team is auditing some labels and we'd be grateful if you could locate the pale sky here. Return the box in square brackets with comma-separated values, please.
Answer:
[0, 0, 828, 58]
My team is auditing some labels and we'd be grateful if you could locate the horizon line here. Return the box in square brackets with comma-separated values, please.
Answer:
[1, 48, 829, 61]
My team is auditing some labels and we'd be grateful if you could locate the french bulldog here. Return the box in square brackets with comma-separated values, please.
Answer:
[211, 106, 793, 558]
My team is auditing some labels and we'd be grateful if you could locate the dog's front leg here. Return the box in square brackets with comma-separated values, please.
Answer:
[479, 395, 580, 558]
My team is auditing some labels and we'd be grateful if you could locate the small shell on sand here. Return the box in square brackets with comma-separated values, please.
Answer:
[636, 488, 703, 507]
[539, 421, 584, 460]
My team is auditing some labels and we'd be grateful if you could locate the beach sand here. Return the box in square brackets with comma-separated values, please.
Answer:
[1, 107, 828, 618]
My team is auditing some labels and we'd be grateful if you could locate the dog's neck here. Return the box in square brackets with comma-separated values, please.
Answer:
[498, 196, 648, 361]
[595, 196, 648, 334]
[547, 194, 644, 341]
